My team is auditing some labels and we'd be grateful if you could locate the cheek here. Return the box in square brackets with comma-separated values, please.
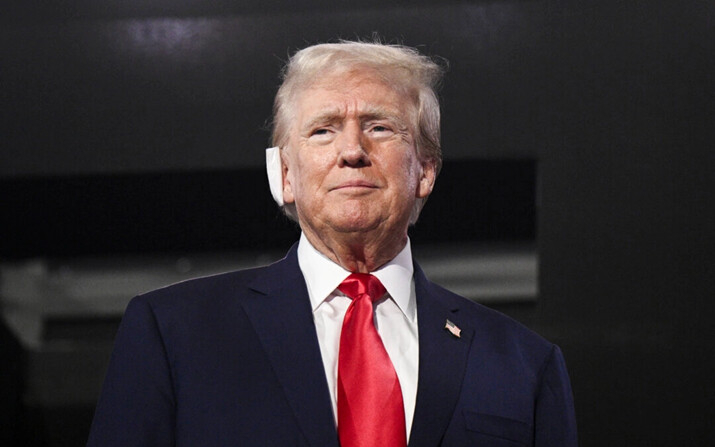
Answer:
[293, 154, 331, 194]
[396, 153, 422, 190]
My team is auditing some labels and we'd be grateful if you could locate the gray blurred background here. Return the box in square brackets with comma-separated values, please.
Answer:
[1, 0, 713, 446]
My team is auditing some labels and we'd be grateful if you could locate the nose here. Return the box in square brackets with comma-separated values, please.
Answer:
[337, 122, 370, 168]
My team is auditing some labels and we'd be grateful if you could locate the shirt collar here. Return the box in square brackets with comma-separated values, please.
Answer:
[297, 232, 416, 322]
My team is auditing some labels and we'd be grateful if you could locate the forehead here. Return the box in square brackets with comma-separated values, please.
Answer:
[293, 69, 415, 122]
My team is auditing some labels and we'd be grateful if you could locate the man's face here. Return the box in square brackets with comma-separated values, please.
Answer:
[281, 69, 435, 243]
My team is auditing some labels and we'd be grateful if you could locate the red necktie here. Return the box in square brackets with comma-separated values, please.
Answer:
[337, 273, 407, 447]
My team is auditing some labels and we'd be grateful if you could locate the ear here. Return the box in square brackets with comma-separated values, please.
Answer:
[265, 146, 285, 206]
[417, 159, 437, 199]
[282, 149, 295, 204]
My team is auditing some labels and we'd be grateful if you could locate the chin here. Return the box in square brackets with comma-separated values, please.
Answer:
[329, 210, 381, 234]
[331, 219, 378, 234]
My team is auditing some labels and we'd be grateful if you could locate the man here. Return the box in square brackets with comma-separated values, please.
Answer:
[87, 41, 577, 446]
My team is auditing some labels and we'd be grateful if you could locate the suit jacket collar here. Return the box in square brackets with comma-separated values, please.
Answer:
[243, 245, 473, 447]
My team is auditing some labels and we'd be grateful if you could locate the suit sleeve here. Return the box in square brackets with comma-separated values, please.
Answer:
[534, 345, 578, 446]
[87, 296, 176, 447]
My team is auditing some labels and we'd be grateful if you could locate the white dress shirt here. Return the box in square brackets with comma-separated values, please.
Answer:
[297, 233, 419, 441]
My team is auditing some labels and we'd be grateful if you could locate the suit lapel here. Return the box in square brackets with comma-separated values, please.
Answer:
[241, 246, 339, 447]
[408, 263, 474, 447]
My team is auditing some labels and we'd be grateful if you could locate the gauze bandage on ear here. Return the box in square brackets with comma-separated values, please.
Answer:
[265, 146, 284, 206]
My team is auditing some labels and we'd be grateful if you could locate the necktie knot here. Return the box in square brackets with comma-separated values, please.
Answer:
[338, 273, 386, 304]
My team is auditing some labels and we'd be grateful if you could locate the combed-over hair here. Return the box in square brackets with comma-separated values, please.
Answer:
[271, 40, 444, 224]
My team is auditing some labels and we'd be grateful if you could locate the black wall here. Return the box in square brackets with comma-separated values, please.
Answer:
[2, 1, 714, 445]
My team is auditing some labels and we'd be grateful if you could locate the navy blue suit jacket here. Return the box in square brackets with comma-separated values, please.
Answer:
[88, 245, 577, 446]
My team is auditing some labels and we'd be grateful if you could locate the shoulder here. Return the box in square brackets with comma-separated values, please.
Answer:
[420, 277, 555, 365]
[115, 260, 295, 359]
[123, 254, 294, 326]
[138, 243, 300, 304]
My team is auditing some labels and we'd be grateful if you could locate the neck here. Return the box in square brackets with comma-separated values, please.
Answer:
[302, 227, 407, 273]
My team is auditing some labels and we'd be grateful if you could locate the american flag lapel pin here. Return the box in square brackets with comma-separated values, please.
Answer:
[445, 319, 461, 338]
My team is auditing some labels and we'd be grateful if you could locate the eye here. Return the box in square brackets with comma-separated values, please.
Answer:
[367, 122, 394, 134]
[309, 127, 334, 139]
[307, 127, 334, 144]
[366, 123, 396, 139]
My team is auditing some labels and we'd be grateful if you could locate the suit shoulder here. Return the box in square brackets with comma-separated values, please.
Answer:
[131, 263, 272, 312]
[429, 281, 555, 355]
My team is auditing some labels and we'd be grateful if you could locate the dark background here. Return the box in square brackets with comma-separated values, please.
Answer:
[2, 0, 713, 446]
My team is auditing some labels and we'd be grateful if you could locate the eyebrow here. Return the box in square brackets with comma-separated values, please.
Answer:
[361, 106, 409, 128]
[301, 105, 409, 133]
[301, 108, 343, 133]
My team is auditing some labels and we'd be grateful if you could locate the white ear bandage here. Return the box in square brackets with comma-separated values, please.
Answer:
[265, 146, 284, 206]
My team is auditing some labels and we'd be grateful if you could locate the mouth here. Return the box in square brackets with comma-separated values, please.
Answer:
[330, 180, 378, 192]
